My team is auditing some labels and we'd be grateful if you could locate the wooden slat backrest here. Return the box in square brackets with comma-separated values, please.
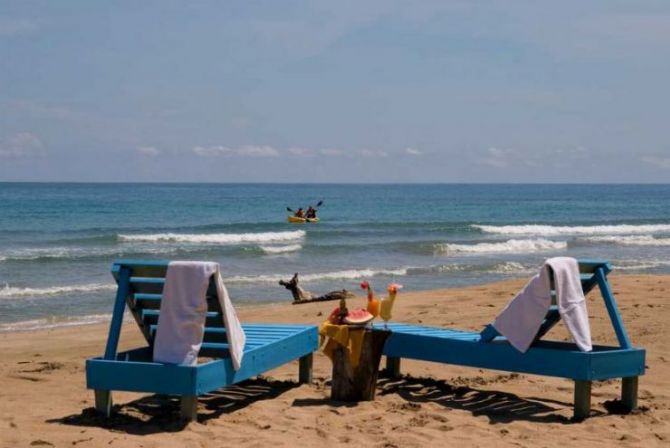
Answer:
[110, 260, 227, 352]
[479, 259, 631, 348]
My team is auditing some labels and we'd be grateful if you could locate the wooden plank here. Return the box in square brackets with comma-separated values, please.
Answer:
[382, 325, 645, 380]
[133, 293, 162, 309]
[112, 259, 169, 281]
[147, 324, 309, 345]
[595, 267, 632, 349]
[589, 347, 645, 378]
[94, 390, 112, 417]
[386, 357, 401, 377]
[86, 357, 198, 395]
[104, 267, 130, 360]
[573, 380, 592, 420]
[133, 293, 219, 309]
[129, 276, 165, 294]
[299, 353, 313, 384]
[622, 376, 638, 411]
[195, 326, 319, 394]
[180, 395, 198, 422]
[577, 259, 611, 274]
[142, 310, 223, 328]
[479, 324, 499, 342]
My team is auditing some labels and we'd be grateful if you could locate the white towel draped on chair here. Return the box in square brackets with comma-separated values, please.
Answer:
[493, 257, 592, 353]
[153, 261, 246, 369]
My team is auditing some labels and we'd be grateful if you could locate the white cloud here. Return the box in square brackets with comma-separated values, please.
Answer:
[360, 148, 388, 158]
[237, 145, 279, 157]
[0, 17, 38, 37]
[192, 146, 233, 157]
[0, 132, 44, 158]
[404, 147, 422, 156]
[192, 145, 279, 158]
[288, 147, 315, 157]
[137, 146, 160, 157]
[320, 148, 344, 157]
[641, 156, 670, 169]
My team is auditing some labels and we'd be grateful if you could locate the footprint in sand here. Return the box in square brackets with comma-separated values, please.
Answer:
[20, 362, 64, 374]
[10, 375, 45, 382]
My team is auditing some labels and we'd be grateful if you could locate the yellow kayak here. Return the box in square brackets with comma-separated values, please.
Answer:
[287, 216, 320, 223]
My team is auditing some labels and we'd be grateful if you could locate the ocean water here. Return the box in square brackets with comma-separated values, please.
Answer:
[1, 183, 669, 331]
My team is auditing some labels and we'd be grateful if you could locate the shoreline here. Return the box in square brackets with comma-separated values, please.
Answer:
[2, 271, 667, 335]
[1, 274, 668, 447]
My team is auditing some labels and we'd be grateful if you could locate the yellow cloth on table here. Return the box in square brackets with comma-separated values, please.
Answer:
[319, 321, 366, 368]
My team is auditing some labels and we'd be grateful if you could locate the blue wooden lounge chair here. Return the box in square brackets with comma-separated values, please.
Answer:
[86, 260, 318, 421]
[377, 259, 645, 420]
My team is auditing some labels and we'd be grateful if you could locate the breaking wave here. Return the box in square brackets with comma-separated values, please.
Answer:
[436, 238, 567, 254]
[611, 259, 670, 271]
[118, 230, 306, 244]
[0, 283, 115, 299]
[408, 261, 532, 275]
[0, 245, 179, 262]
[0, 314, 113, 332]
[473, 223, 670, 236]
[259, 244, 303, 254]
[579, 235, 670, 247]
[226, 267, 408, 284]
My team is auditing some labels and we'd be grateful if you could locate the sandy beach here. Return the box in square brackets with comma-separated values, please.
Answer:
[1, 274, 668, 448]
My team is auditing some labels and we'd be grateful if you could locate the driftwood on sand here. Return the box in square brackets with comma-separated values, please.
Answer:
[279, 273, 356, 305]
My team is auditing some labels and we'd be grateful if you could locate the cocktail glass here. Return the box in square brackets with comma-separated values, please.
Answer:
[380, 283, 402, 329]
[380, 296, 395, 329]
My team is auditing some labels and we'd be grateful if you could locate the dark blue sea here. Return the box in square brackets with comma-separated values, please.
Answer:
[1, 183, 669, 331]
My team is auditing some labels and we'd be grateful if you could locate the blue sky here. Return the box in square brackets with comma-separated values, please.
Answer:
[1, 1, 669, 182]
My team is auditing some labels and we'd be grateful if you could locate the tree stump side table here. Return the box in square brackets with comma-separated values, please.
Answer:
[330, 328, 390, 402]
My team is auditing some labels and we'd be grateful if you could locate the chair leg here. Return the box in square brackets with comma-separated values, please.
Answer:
[299, 353, 313, 384]
[180, 395, 198, 422]
[573, 380, 592, 421]
[622, 376, 638, 411]
[94, 390, 112, 417]
[386, 357, 401, 378]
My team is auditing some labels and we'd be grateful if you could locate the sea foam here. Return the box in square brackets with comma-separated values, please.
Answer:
[408, 261, 532, 275]
[436, 238, 567, 254]
[259, 244, 303, 254]
[0, 314, 120, 332]
[473, 223, 670, 236]
[0, 245, 181, 262]
[118, 230, 306, 244]
[580, 235, 670, 246]
[226, 267, 408, 284]
[0, 283, 115, 299]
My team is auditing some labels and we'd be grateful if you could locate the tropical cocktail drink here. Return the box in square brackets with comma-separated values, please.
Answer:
[380, 283, 402, 328]
[361, 281, 380, 317]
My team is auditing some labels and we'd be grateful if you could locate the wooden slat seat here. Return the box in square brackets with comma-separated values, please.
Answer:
[86, 259, 318, 421]
[378, 259, 645, 420]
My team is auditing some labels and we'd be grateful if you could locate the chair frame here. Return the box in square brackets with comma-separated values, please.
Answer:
[86, 260, 318, 421]
[378, 259, 645, 420]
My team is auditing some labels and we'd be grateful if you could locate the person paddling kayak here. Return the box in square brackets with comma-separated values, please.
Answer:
[286, 200, 322, 223]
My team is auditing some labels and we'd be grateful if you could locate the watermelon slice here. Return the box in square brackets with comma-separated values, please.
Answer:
[343, 309, 374, 325]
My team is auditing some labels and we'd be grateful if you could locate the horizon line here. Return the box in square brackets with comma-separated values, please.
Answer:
[0, 181, 669, 186]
